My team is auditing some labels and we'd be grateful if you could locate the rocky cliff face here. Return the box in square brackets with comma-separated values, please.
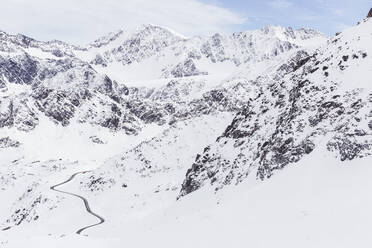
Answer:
[0, 51, 142, 134]
[367, 8, 372, 18]
[179, 18, 372, 197]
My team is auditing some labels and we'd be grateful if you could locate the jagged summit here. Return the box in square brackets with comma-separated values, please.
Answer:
[88, 29, 125, 48]
[135, 24, 188, 39]
[86, 24, 187, 49]
[74, 23, 328, 83]
[368, 8, 372, 18]
[259, 25, 322, 37]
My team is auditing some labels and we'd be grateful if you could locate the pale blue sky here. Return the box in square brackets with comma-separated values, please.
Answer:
[0, 0, 371, 44]
[202, 0, 371, 35]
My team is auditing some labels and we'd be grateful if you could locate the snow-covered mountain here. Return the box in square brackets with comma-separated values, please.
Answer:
[0, 23, 326, 136]
[1, 16, 372, 248]
[179, 21, 372, 197]
[74, 24, 327, 83]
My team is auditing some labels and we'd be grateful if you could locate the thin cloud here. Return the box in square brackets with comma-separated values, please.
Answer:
[0, 0, 246, 44]
[268, 0, 293, 9]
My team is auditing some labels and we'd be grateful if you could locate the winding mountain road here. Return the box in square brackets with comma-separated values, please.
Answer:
[50, 171, 105, 235]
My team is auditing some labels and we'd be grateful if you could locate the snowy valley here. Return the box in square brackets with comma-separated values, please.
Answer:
[0, 16, 372, 248]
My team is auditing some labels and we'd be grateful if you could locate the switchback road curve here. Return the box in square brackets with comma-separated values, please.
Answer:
[50, 171, 105, 235]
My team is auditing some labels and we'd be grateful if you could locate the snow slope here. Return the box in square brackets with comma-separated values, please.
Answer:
[2, 147, 372, 248]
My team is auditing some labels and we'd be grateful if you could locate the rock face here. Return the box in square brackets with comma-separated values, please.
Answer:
[368, 8, 372, 18]
[0, 137, 20, 148]
[178, 18, 372, 197]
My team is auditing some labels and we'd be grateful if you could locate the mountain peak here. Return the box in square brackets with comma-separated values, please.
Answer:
[261, 25, 290, 33]
[89, 29, 125, 48]
[134, 24, 188, 39]
[257, 25, 327, 47]
[368, 8, 372, 18]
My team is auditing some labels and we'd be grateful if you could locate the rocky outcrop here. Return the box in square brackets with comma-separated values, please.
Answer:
[161, 59, 208, 78]
[179, 20, 372, 197]
[0, 137, 20, 148]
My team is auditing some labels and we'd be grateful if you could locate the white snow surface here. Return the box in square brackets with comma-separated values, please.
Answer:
[2, 146, 372, 248]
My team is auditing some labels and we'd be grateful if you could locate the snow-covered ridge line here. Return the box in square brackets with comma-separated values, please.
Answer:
[72, 23, 328, 84]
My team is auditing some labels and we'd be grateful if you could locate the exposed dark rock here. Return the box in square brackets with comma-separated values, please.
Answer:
[84, 174, 116, 192]
[90, 136, 105, 144]
[163, 59, 208, 78]
[0, 137, 20, 148]
[0, 55, 39, 85]
[0, 78, 5, 88]
[327, 136, 372, 161]
[367, 8, 372, 18]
